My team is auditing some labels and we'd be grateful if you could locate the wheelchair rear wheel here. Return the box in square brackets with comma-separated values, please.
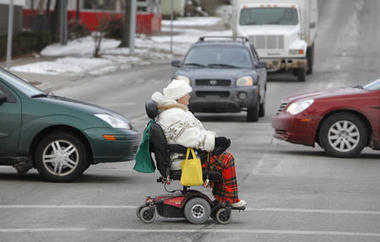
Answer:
[184, 197, 211, 224]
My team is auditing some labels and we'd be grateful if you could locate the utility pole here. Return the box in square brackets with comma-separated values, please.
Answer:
[120, 0, 136, 55]
[170, 0, 173, 53]
[59, 0, 68, 45]
[120, 0, 131, 47]
[129, 0, 136, 54]
[6, 0, 14, 69]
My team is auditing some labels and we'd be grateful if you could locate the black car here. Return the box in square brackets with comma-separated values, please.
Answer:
[171, 36, 267, 122]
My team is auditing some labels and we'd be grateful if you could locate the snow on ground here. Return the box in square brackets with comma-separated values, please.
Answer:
[40, 36, 120, 57]
[162, 17, 221, 26]
[11, 57, 113, 75]
[11, 17, 232, 76]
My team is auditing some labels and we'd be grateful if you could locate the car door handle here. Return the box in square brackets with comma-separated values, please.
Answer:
[0, 133, 9, 138]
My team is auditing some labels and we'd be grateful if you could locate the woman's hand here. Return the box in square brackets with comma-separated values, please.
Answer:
[214, 136, 231, 154]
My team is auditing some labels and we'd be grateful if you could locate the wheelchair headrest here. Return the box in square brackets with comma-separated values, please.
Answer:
[145, 100, 159, 119]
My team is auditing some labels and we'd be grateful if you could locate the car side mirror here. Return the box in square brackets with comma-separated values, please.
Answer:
[309, 22, 316, 28]
[171, 60, 182, 68]
[256, 61, 267, 69]
[0, 90, 7, 103]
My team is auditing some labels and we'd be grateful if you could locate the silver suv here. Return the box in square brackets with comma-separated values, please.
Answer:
[171, 36, 267, 122]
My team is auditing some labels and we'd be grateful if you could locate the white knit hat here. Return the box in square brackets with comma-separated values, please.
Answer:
[163, 79, 192, 100]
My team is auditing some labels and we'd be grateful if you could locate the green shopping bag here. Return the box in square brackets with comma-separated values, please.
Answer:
[133, 120, 156, 173]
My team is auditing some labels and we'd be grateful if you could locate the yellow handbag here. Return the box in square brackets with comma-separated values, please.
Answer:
[180, 148, 203, 186]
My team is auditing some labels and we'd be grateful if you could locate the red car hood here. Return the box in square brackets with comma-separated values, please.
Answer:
[283, 87, 368, 103]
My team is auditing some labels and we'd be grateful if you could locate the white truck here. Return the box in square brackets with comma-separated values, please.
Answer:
[231, 0, 318, 81]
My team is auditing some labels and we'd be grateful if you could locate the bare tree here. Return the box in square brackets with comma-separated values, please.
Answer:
[45, 0, 51, 20]
[76, 0, 80, 24]
[38, 0, 45, 15]
[50, 0, 61, 42]
[93, 15, 113, 57]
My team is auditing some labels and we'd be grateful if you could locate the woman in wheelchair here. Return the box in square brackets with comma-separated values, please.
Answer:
[151, 79, 247, 209]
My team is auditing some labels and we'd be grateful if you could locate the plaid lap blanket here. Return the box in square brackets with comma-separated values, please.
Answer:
[202, 152, 239, 204]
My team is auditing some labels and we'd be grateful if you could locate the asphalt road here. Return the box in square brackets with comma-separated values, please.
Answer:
[2, 0, 380, 241]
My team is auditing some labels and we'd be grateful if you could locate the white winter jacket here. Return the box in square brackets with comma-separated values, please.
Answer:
[151, 92, 216, 152]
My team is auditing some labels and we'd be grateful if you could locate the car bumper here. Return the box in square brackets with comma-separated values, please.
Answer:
[83, 127, 140, 163]
[261, 57, 306, 72]
[189, 86, 259, 113]
[272, 111, 320, 146]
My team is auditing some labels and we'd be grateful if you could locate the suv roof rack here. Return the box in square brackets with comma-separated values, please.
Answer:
[198, 36, 249, 43]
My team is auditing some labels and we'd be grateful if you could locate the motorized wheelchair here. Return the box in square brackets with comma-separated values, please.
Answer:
[136, 100, 245, 224]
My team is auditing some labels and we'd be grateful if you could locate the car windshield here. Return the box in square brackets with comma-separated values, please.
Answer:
[363, 79, 380, 90]
[184, 46, 253, 69]
[0, 68, 45, 97]
[239, 8, 298, 26]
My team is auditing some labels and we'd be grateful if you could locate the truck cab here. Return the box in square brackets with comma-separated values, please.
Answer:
[232, 0, 318, 82]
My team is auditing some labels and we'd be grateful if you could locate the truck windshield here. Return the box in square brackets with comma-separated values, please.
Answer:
[184, 46, 252, 69]
[239, 8, 298, 25]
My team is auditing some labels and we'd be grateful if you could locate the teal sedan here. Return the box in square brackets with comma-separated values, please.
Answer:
[0, 68, 139, 182]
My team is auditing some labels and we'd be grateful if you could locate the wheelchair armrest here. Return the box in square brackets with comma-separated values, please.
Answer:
[167, 145, 206, 158]
[168, 170, 221, 183]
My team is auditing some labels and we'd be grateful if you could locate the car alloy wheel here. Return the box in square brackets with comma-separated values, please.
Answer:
[327, 120, 360, 152]
[319, 112, 368, 158]
[42, 140, 79, 177]
[35, 132, 89, 182]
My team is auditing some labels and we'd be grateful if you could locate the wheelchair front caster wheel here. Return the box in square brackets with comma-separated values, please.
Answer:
[137, 205, 156, 223]
[136, 205, 146, 219]
[184, 197, 211, 224]
[215, 207, 231, 224]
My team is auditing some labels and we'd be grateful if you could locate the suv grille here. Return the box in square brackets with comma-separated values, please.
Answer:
[249, 35, 284, 49]
[196, 91, 229, 98]
[195, 79, 231, 86]
[276, 102, 288, 115]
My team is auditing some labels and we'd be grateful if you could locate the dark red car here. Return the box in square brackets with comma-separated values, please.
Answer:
[272, 79, 380, 157]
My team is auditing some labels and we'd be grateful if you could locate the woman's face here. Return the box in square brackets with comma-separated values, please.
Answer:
[177, 94, 190, 106]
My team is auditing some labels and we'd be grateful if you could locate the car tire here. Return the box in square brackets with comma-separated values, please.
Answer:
[247, 101, 259, 122]
[259, 101, 265, 117]
[34, 132, 89, 182]
[319, 113, 368, 158]
[295, 67, 306, 82]
[307, 44, 314, 75]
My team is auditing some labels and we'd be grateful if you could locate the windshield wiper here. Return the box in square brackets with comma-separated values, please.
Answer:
[184, 62, 206, 67]
[353, 85, 363, 89]
[208, 63, 241, 69]
[31, 93, 48, 98]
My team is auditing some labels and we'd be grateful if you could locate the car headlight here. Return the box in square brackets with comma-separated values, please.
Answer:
[289, 49, 305, 55]
[175, 75, 191, 84]
[95, 114, 131, 129]
[286, 99, 314, 115]
[236, 76, 253, 86]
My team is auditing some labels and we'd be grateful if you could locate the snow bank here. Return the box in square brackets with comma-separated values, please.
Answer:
[11, 57, 113, 75]
[13, 16, 230, 76]
[162, 17, 221, 26]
